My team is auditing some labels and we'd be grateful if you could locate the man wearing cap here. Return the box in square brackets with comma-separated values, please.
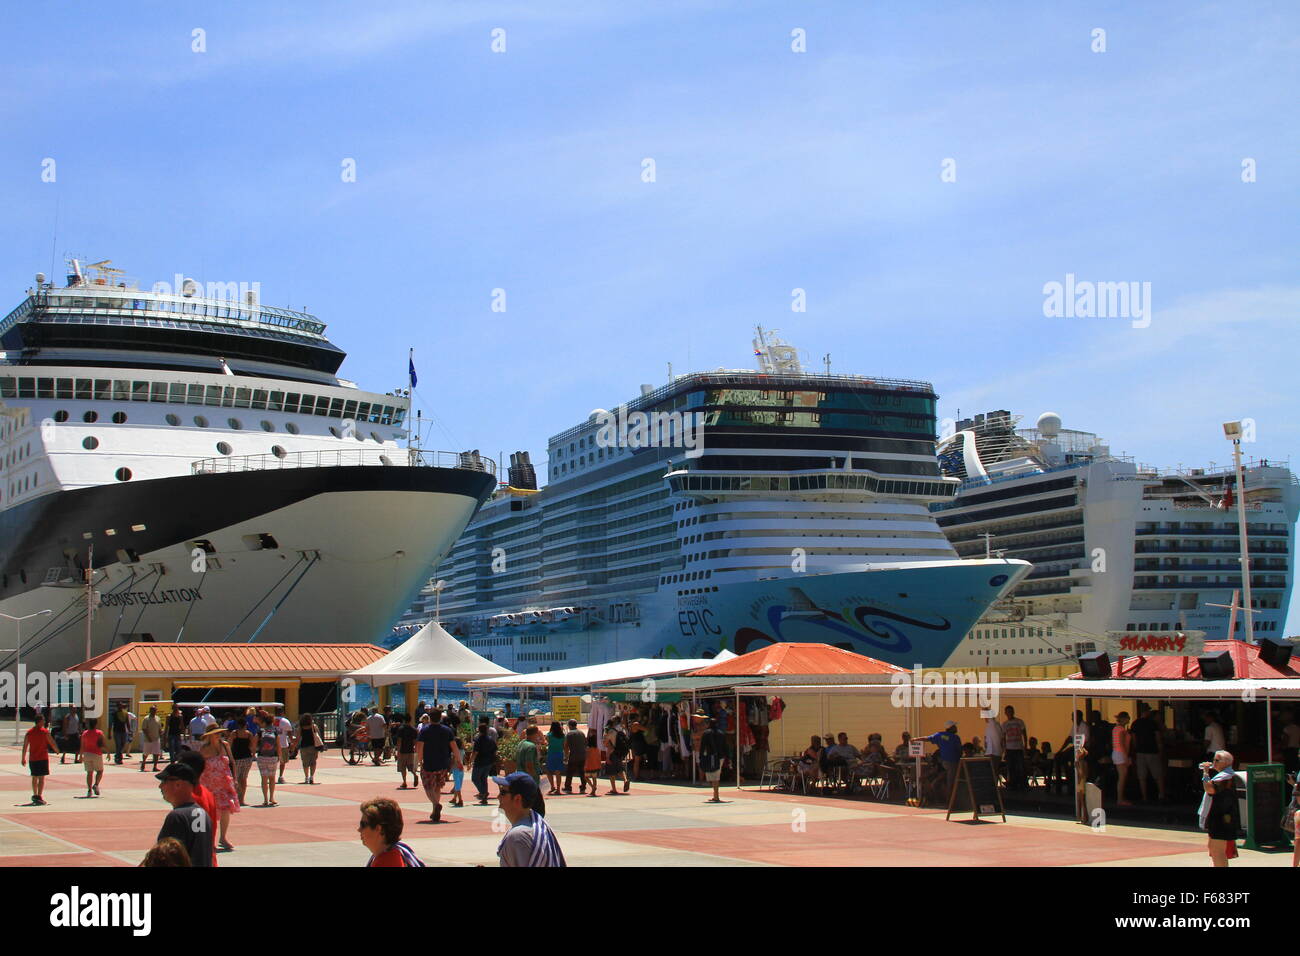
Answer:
[177, 750, 221, 864]
[923, 721, 964, 798]
[492, 771, 566, 867]
[155, 762, 214, 867]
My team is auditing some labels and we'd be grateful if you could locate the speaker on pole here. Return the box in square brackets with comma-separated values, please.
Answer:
[1078, 651, 1110, 679]
[1197, 651, 1235, 680]
[1257, 638, 1293, 671]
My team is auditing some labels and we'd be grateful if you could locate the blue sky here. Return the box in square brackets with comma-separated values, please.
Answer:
[4, 1, 1299, 629]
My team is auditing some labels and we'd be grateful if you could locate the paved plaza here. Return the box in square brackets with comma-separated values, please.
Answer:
[1, 727, 1293, 867]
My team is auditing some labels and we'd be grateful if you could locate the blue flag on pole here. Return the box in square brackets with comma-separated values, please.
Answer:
[408, 349, 418, 389]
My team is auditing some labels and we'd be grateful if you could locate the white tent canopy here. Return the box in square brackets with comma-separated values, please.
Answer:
[347, 621, 515, 686]
[758, 678, 1300, 700]
[466, 650, 738, 689]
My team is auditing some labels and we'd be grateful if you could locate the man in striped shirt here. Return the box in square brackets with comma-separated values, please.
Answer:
[492, 771, 566, 867]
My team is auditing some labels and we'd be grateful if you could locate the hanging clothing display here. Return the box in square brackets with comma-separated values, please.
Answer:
[588, 698, 612, 744]
[770, 697, 785, 720]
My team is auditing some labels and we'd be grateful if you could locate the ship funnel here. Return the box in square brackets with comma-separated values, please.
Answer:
[508, 451, 538, 490]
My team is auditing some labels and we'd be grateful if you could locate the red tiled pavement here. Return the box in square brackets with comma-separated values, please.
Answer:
[586, 814, 1193, 867]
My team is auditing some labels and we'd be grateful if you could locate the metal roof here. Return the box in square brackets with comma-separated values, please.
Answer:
[73, 642, 388, 677]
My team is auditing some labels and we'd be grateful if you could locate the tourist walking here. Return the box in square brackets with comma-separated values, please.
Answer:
[516, 725, 542, 785]
[699, 718, 728, 802]
[298, 714, 323, 784]
[604, 716, 630, 794]
[166, 707, 184, 760]
[415, 706, 460, 822]
[1002, 705, 1028, 790]
[139, 705, 163, 773]
[80, 718, 107, 797]
[198, 725, 239, 851]
[21, 715, 60, 805]
[154, 762, 213, 867]
[629, 719, 648, 782]
[394, 714, 419, 789]
[59, 708, 81, 765]
[492, 771, 566, 867]
[254, 712, 282, 806]
[1198, 750, 1240, 867]
[112, 702, 132, 765]
[545, 721, 566, 795]
[273, 705, 295, 782]
[359, 797, 424, 867]
[563, 719, 587, 794]
[177, 751, 220, 865]
[470, 719, 498, 805]
[229, 715, 255, 805]
[583, 728, 602, 795]
[366, 707, 388, 767]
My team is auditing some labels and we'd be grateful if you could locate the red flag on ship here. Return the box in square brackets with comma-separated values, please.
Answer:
[1221, 485, 1234, 510]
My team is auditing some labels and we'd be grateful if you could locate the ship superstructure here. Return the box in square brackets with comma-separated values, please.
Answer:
[935, 410, 1298, 667]
[401, 330, 1029, 670]
[0, 260, 494, 674]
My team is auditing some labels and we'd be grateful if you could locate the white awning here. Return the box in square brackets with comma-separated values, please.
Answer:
[466, 650, 738, 689]
[347, 621, 516, 686]
[758, 678, 1300, 700]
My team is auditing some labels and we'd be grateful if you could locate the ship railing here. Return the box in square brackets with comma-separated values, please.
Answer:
[191, 448, 497, 476]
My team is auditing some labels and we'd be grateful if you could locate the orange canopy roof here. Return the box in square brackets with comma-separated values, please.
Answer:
[688, 642, 907, 677]
[73, 642, 388, 676]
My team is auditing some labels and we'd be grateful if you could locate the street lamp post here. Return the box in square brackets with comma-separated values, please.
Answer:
[1221, 422, 1254, 643]
[2, 610, 54, 743]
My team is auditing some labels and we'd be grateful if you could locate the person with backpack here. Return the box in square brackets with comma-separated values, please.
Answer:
[359, 797, 424, 867]
[254, 712, 282, 807]
[604, 716, 631, 795]
[698, 718, 728, 803]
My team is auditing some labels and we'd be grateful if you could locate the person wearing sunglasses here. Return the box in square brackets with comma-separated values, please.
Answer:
[359, 797, 424, 867]
[492, 771, 566, 867]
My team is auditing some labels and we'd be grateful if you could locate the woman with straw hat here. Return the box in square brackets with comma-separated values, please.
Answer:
[198, 723, 240, 851]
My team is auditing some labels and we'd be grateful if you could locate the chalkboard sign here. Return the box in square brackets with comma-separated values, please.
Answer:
[1245, 763, 1290, 850]
[946, 756, 1006, 822]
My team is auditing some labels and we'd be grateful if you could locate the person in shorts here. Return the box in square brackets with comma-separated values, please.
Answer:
[139, 705, 164, 773]
[80, 718, 107, 797]
[415, 707, 459, 822]
[21, 715, 60, 805]
[393, 714, 418, 789]
[273, 705, 295, 783]
[603, 716, 629, 795]
[60, 708, 81, 764]
[254, 711, 282, 806]
[366, 708, 388, 766]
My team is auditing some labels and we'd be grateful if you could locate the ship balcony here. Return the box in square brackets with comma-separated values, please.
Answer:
[190, 448, 497, 475]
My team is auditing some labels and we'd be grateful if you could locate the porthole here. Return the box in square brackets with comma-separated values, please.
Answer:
[115, 467, 132, 481]
[166, 414, 181, 426]
[228, 418, 242, 430]
[53, 410, 69, 423]
[82, 436, 99, 450]
[271, 445, 287, 459]
[112, 411, 127, 424]
[261, 421, 274, 432]
[194, 416, 209, 428]
[328, 426, 340, 438]
[216, 441, 233, 455]
[83, 410, 98, 424]
[285, 422, 300, 435]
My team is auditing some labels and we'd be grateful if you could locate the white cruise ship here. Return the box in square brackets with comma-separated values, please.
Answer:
[0, 260, 495, 675]
[934, 410, 1298, 667]
[399, 330, 1030, 671]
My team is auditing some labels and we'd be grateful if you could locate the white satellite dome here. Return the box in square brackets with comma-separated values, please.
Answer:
[588, 408, 609, 421]
[1036, 412, 1062, 438]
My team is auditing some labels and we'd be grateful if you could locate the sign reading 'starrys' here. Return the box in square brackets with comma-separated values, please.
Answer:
[1104, 630, 1206, 656]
